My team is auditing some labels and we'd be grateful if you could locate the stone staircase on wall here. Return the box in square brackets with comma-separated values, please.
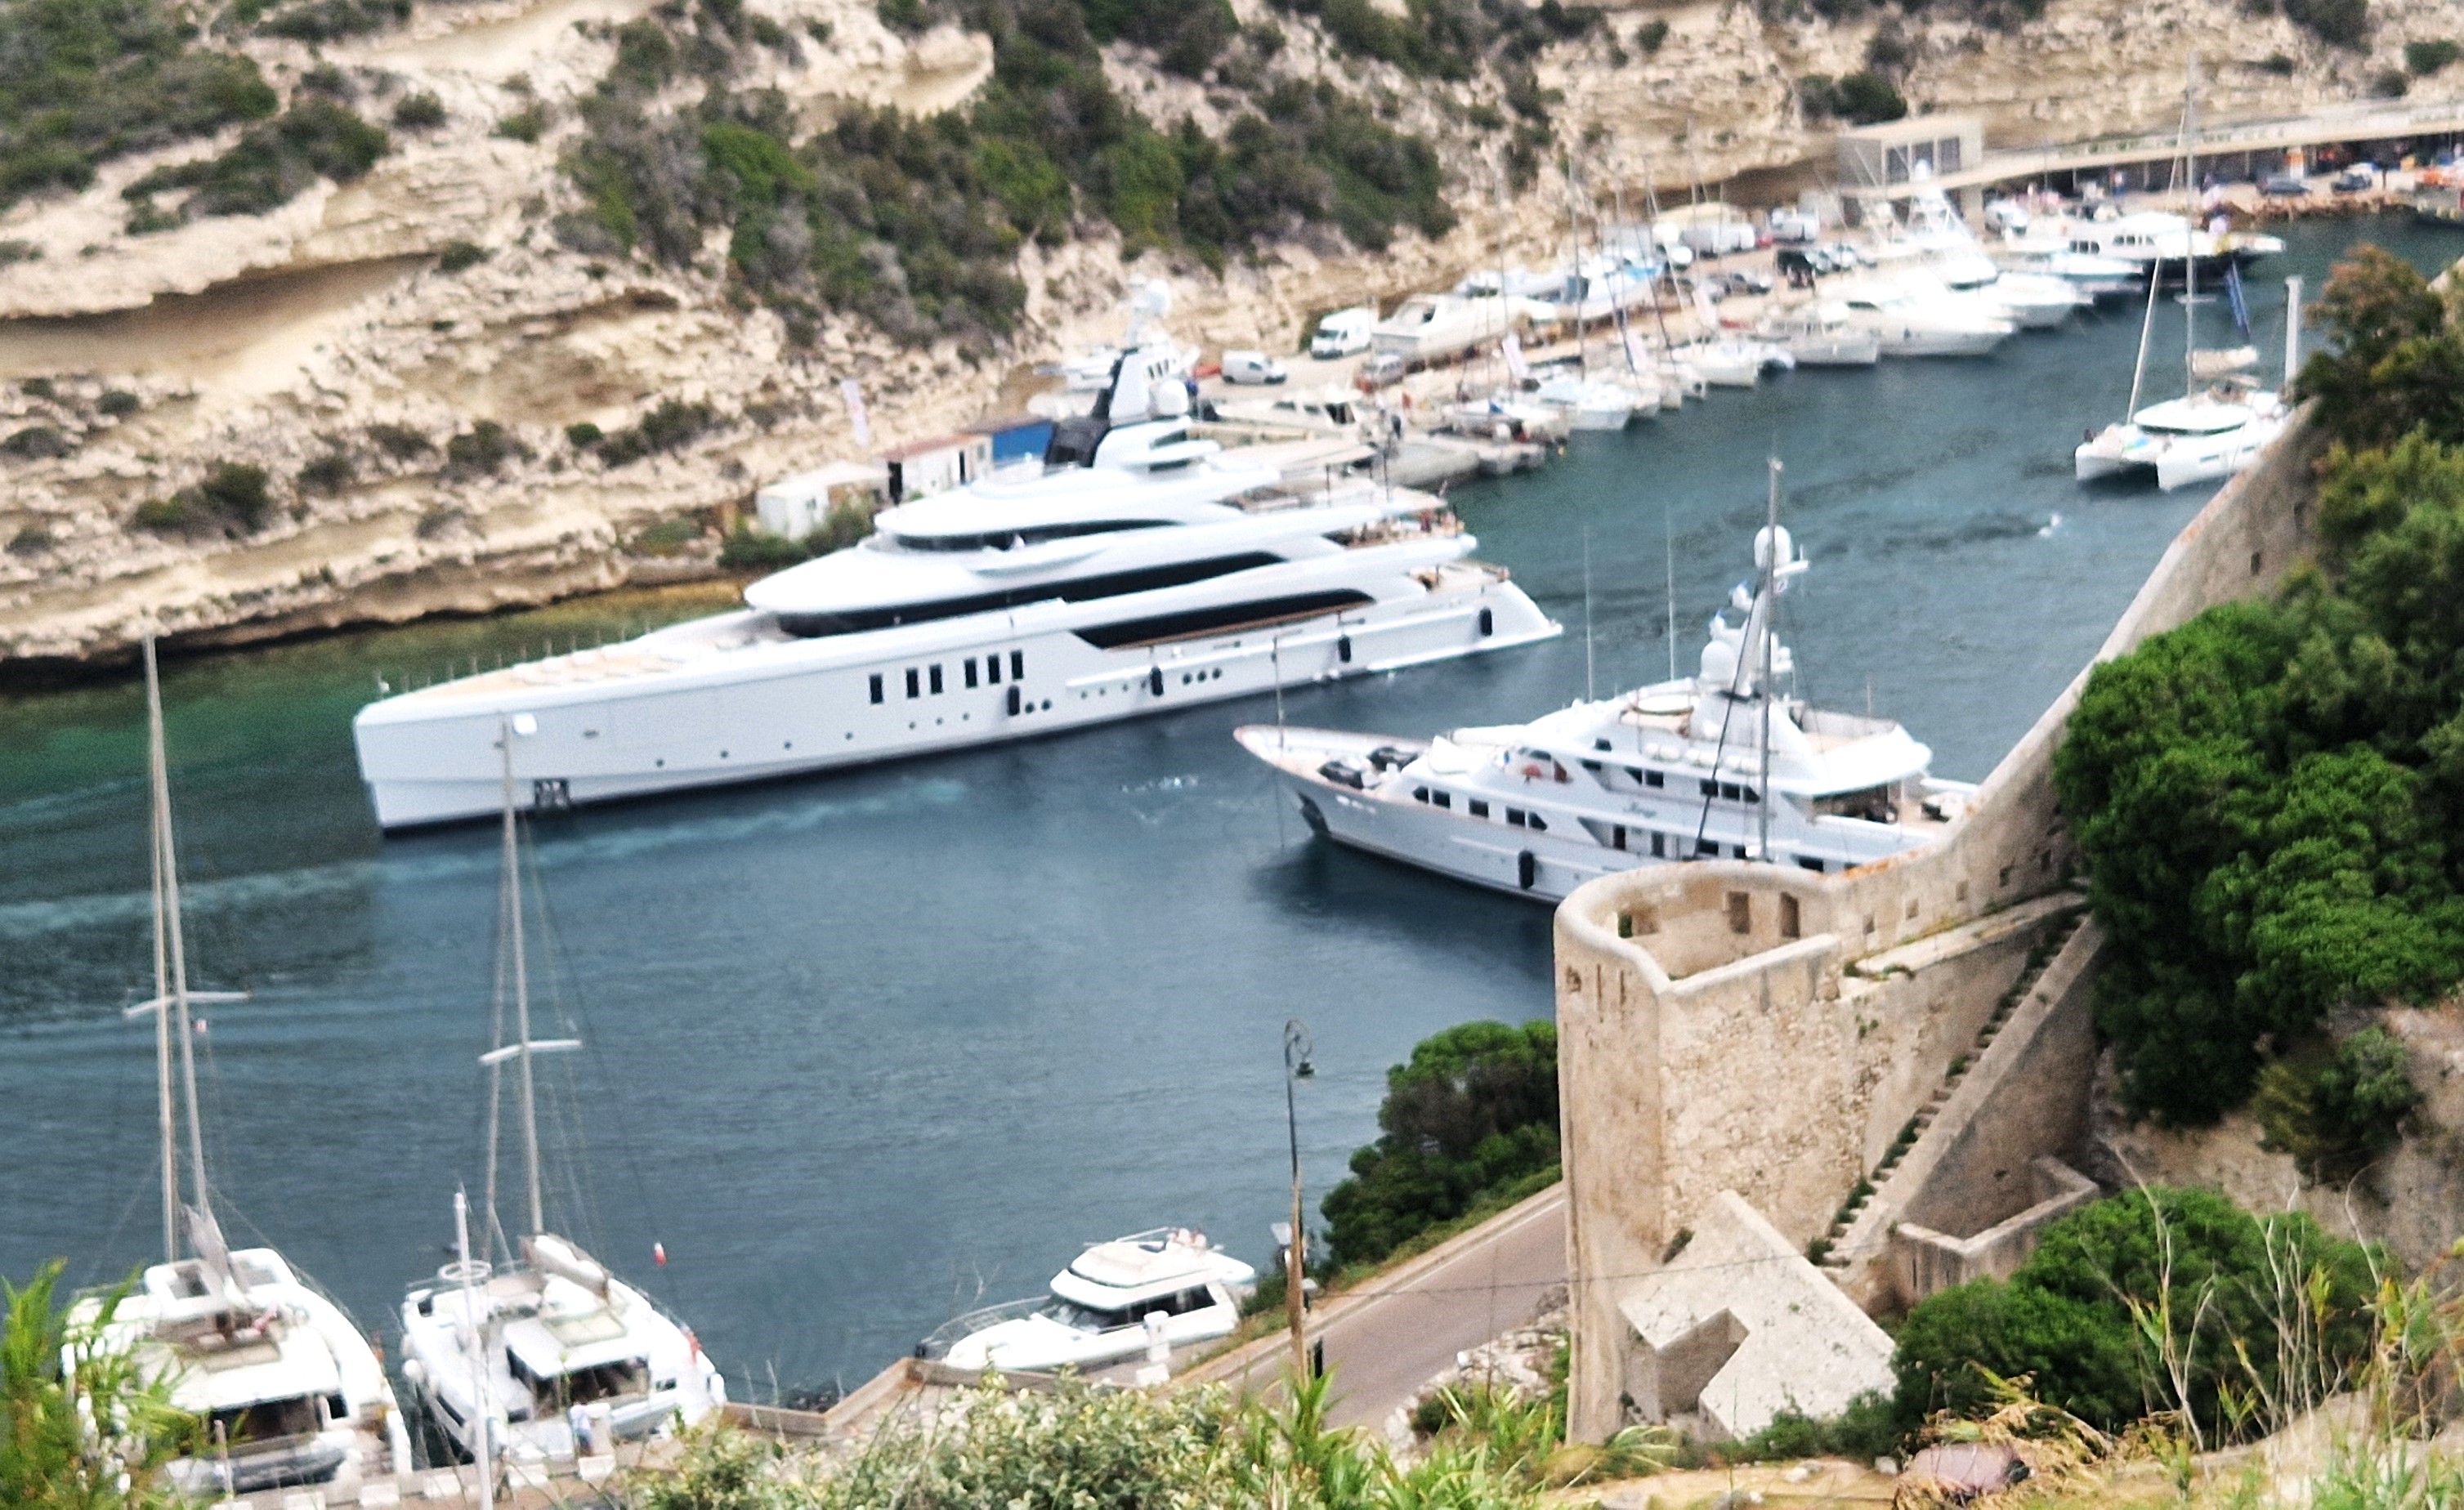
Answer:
[1811, 909, 2091, 1272]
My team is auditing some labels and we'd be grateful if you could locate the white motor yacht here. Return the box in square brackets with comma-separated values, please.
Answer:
[1880, 177, 2087, 329]
[1835, 281, 2013, 357]
[1991, 242, 2144, 301]
[1527, 372, 1640, 430]
[1238, 499, 1974, 903]
[1057, 281, 1197, 393]
[1369, 293, 1529, 363]
[75, 641, 409, 1501]
[2031, 211, 2282, 284]
[1440, 391, 1571, 443]
[397, 753, 724, 1463]
[921, 1229, 1256, 1374]
[1667, 337, 1789, 388]
[352, 350, 1558, 829]
[1210, 388, 1371, 440]
[1755, 301, 1881, 366]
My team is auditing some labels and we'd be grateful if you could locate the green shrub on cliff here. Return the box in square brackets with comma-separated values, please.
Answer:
[2055, 248, 2464, 1131]
[1321, 1020, 1558, 1267]
[0, 0, 279, 212]
[1891, 1188, 2377, 1438]
[123, 99, 387, 223]
[557, 0, 1451, 346]
[2253, 1027, 2422, 1183]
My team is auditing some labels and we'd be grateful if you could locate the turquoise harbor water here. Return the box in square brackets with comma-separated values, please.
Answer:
[1, 217, 2452, 1399]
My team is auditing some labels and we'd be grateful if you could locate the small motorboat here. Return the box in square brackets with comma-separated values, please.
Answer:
[921, 1228, 1258, 1373]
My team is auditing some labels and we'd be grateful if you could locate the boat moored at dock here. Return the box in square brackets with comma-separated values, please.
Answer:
[919, 1229, 1255, 1374]
[1238, 494, 1974, 903]
[352, 349, 1559, 829]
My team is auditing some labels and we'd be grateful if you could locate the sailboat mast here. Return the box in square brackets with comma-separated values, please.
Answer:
[2183, 56, 2200, 397]
[146, 639, 212, 1241]
[499, 722, 545, 1238]
[1759, 459, 1779, 865]
[144, 638, 180, 1263]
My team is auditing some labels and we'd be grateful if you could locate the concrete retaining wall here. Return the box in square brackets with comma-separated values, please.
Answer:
[1556, 413, 2328, 1443]
[1889, 1158, 2100, 1305]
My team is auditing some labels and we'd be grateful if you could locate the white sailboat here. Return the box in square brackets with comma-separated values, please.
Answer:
[2076, 61, 2291, 490]
[396, 734, 724, 1465]
[75, 639, 410, 1500]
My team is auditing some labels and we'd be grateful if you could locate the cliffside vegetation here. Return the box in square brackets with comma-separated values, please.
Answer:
[555, 0, 1456, 349]
[1890, 1187, 2378, 1439]
[0, 0, 279, 214]
[2053, 247, 2464, 1142]
[1319, 1019, 1558, 1268]
[0, 0, 387, 233]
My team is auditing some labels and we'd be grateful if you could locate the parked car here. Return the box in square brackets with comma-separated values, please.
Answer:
[2260, 173, 2310, 198]
[1222, 350, 1289, 385]
[2332, 164, 2379, 193]
[1358, 352, 1408, 388]
[1308, 306, 1376, 359]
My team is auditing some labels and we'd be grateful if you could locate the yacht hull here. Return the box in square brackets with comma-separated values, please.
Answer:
[1244, 728, 1625, 903]
[358, 572, 1559, 829]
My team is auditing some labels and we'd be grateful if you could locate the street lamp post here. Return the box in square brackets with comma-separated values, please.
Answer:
[1283, 1018, 1315, 1380]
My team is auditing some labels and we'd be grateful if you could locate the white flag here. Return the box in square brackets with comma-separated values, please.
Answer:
[840, 378, 872, 449]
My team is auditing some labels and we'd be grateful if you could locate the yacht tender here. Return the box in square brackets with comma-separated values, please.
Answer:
[920, 1229, 1256, 1374]
[353, 349, 1558, 828]
[1238, 520, 1974, 902]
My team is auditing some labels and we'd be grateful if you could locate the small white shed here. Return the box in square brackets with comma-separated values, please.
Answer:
[755, 462, 890, 539]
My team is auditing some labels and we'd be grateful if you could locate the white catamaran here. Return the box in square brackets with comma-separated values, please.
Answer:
[75, 640, 410, 1500]
[353, 348, 1558, 829]
[396, 730, 725, 1465]
[1238, 467, 1974, 903]
[2075, 61, 2292, 490]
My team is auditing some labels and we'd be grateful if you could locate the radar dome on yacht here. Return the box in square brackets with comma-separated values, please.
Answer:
[1700, 637, 1739, 686]
[1753, 524, 1795, 573]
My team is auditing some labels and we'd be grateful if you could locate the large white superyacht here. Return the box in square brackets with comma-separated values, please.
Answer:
[1237, 478, 1974, 903]
[353, 350, 1559, 829]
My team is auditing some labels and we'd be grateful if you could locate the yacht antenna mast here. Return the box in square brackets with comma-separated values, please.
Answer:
[1759, 458, 1779, 865]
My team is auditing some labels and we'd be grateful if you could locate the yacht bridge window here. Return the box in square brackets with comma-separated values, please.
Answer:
[885, 520, 1175, 552]
[1814, 785, 1898, 822]
[776, 555, 1287, 638]
[869, 673, 884, 704]
[208, 1395, 321, 1446]
[1073, 589, 1375, 650]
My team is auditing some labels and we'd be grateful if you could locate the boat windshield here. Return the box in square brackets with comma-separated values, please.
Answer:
[1039, 1298, 1136, 1334]
[510, 1351, 649, 1409]
[208, 1393, 330, 1446]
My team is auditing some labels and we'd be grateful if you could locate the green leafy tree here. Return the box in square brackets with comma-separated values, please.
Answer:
[1891, 1189, 2378, 1437]
[3, 1262, 195, 1510]
[2295, 247, 2464, 451]
[1321, 1020, 1558, 1267]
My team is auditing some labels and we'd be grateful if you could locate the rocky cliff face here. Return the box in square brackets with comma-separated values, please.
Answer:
[0, 0, 2448, 668]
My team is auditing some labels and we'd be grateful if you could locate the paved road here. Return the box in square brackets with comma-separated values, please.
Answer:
[1214, 1185, 1568, 1431]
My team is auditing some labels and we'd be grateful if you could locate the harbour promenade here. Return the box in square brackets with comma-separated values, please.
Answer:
[1914, 94, 2464, 196]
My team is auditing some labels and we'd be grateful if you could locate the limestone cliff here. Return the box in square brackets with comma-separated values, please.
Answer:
[0, 0, 2451, 667]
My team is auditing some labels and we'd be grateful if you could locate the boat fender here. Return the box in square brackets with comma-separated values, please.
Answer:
[1478, 606, 1494, 637]
[1337, 634, 1353, 663]
[1517, 850, 1536, 890]
[1007, 685, 1022, 716]
[1149, 666, 1165, 696]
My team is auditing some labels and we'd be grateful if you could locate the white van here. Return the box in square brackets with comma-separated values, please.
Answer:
[1308, 306, 1376, 360]
[1221, 349, 1289, 385]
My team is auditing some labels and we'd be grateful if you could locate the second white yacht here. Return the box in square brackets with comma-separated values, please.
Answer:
[1238, 496, 1973, 903]
[353, 350, 1559, 829]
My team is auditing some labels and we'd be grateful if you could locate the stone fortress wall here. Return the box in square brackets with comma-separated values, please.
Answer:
[1552, 417, 2328, 1442]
